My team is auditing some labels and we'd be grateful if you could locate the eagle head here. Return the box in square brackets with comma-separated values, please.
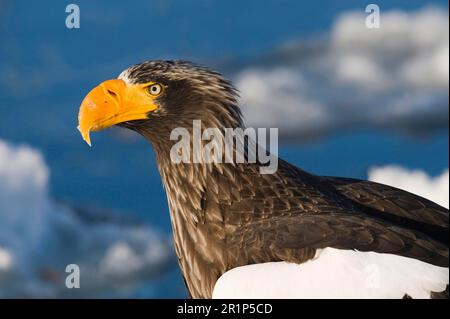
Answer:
[77, 60, 240, 146]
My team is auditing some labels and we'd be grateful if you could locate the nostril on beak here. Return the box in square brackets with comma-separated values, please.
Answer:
[106, 89, 120, 105]
[107, 90, 117, 98]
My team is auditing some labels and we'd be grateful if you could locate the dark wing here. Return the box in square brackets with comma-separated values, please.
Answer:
[323, 176, 448, 243]
[224, 159, 449, 268]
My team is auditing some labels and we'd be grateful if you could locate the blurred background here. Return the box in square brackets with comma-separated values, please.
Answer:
[0, 0, 448, 298]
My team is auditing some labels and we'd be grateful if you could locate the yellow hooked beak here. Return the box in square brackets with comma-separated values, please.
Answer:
[77, 79, 160, 146]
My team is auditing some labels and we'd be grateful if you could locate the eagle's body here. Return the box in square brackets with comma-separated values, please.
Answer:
[78, 60, 449, 299]
[153, 147, 448, 298]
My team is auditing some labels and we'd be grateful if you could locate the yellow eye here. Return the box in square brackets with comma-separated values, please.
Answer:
[147, 83, 163, 96]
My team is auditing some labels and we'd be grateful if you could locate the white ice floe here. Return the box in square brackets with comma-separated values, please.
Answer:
[0, 139, 172, 298]
[236, 7, 449, 138]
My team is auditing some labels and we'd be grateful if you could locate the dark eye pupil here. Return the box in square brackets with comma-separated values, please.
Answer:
[148, 84, 161, 95]
[151, 85, 160, 93]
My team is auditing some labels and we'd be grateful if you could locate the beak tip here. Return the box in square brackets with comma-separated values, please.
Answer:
[84, 136, 92, 147]
[77, 125, 92, 147]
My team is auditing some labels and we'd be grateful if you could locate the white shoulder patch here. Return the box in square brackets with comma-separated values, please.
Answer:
[212, 248, 449, 299]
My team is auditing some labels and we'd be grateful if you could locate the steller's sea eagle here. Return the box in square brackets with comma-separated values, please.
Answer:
[77, 60, 448, 299]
